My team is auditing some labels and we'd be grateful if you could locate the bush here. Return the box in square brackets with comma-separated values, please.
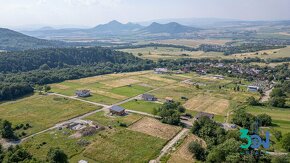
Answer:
[281, 133, 290, 152]
[257, 114, 272, 126]
[188, 141, 206, 161]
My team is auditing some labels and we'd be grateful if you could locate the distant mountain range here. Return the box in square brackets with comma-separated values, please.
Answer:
[21, 20, 201, 40]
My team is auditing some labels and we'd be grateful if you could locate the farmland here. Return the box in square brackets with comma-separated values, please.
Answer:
[23, 111, 168, 163]
[120, 100, 162, 114]
[0, 95, 100, 136]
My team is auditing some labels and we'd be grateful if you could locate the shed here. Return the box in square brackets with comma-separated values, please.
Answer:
[110, 105, 126, 116]
[165, 97, 174, 102]
[141, 94, 157, 101]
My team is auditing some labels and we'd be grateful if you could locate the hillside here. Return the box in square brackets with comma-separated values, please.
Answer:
[141, 22, 200, 34]
[0, 28, 66, 51]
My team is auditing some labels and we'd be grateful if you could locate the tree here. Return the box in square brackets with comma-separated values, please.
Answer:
[269, 97, 286, 108]
[188, 141, 206, 161]
[44, 85, 51, 92]
[270, 88, 285, 97]
[246, 96, 259, 106]
[0, 120, 16, 140]
[156, 102, 183, 125]
[5, 146, 33, 163]
[273, 129, 282, 141]
[281, 133, 290, 152]
[231, 108, 255, 129]
[257, 114, 272, 126]
[47, 147, 68, 163]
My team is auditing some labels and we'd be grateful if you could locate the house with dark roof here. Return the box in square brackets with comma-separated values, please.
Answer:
[194, 112, 214, 121]
[109, 105, 126, 116]
[76, 90, 91, 97]
[141, 94, 157, 101]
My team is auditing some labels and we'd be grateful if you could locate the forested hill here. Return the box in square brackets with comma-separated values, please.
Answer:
[0, 47, 147, 73]
[0, 28, 66, 51]
[0, 47, 154, 101]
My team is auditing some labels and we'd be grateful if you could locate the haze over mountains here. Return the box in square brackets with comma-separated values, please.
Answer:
[21, 20, 201, 40]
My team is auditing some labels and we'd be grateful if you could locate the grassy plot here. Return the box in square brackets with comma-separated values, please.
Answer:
[120, 100, 162, 114]
[0, 95, 100, 136]
[23, 129, 84, 160]
[110, 84, 152, 97]
[84, 111, 144, 127]
[83, 129, 166, 163]
[128, 117, 181, 140]
[246, 106, 290, 133]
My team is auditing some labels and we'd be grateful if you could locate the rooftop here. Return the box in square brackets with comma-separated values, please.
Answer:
[110, 105, 125, 113]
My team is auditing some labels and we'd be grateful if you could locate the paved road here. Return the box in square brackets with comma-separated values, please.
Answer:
[154, 128, 190, 162]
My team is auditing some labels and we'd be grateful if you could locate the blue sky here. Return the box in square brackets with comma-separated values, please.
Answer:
[0, 0, 290, 28]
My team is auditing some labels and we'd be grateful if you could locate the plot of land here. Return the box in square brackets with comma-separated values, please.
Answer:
[167, 134, 206, 163]
[83, 129, 166, 163]
[129, 117, 181, 140]
[183, 95, 230, 115]
[154, 39, 230, 47]
[0, 95, 100, 136]
[246, 106, 290, 133]
[120, 100, 162, 114]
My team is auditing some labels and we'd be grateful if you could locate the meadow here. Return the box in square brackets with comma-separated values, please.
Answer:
[120, 100, 162, 114]
[0, 95, 100, 136]
[23, 111, 169, 163]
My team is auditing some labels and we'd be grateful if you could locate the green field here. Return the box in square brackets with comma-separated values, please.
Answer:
[23, 111, 166, 163]
[121, 100, 162, 114]
[0, 95, 100, 136]
[246, 105, 290, 134]
[121, 45, 290, 61]
[83, 129, 166, 163]
[50, 71, 189, 105]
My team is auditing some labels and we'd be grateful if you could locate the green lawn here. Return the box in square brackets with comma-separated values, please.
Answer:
[85, 111, 143, 127]
[81, 94, 120, 105]
[110, 84, 152, 97]
[120, 100, 162, 114]
[83, 129, 167, 163]
[0, 95, 100, 136]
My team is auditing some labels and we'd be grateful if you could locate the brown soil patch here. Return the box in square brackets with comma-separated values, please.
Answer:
[183, 95, 229, 115]
[128, 117, 181, 140]
[168, 134, 206, 163]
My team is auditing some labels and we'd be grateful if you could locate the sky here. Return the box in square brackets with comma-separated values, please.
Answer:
[0, 0, 290, 28]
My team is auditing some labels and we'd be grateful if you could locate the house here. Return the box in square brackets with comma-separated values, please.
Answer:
[248, 86, 259, 92]
[141, 94, 157, 101]
[165, 97, 174, 103]
[76, 90, 90, 97]
[154, 68, 168, 74]
[110, 105, 126, 116]
[194, 112, 214, 121]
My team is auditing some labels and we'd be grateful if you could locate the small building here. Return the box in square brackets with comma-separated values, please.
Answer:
[213, 75, 224, 80]
[248, 86, 259, 92]
[141, 94, 157, 101]
[154, 68, 168, 74]
[110, 105, 126, 116]
[76, 90, 90, 97]
[194, 112, 214, 121]
[165, 97, 174, 103]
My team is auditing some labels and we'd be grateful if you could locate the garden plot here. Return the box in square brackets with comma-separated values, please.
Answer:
[128, 117, 181, 140]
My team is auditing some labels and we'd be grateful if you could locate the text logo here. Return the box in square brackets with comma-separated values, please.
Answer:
[240, 129, 270, 149]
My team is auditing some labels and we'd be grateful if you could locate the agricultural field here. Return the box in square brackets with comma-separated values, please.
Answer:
[23, 111, 167, 163]
[128, 117, 181, 140]
[153, 39, 231, 47]
[50, 71, 189, 105]
[121, 45, 290, 61]
[0, 95, 100, 136]
[120, 100, 162, 114]
[121, 47, 224, 61]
